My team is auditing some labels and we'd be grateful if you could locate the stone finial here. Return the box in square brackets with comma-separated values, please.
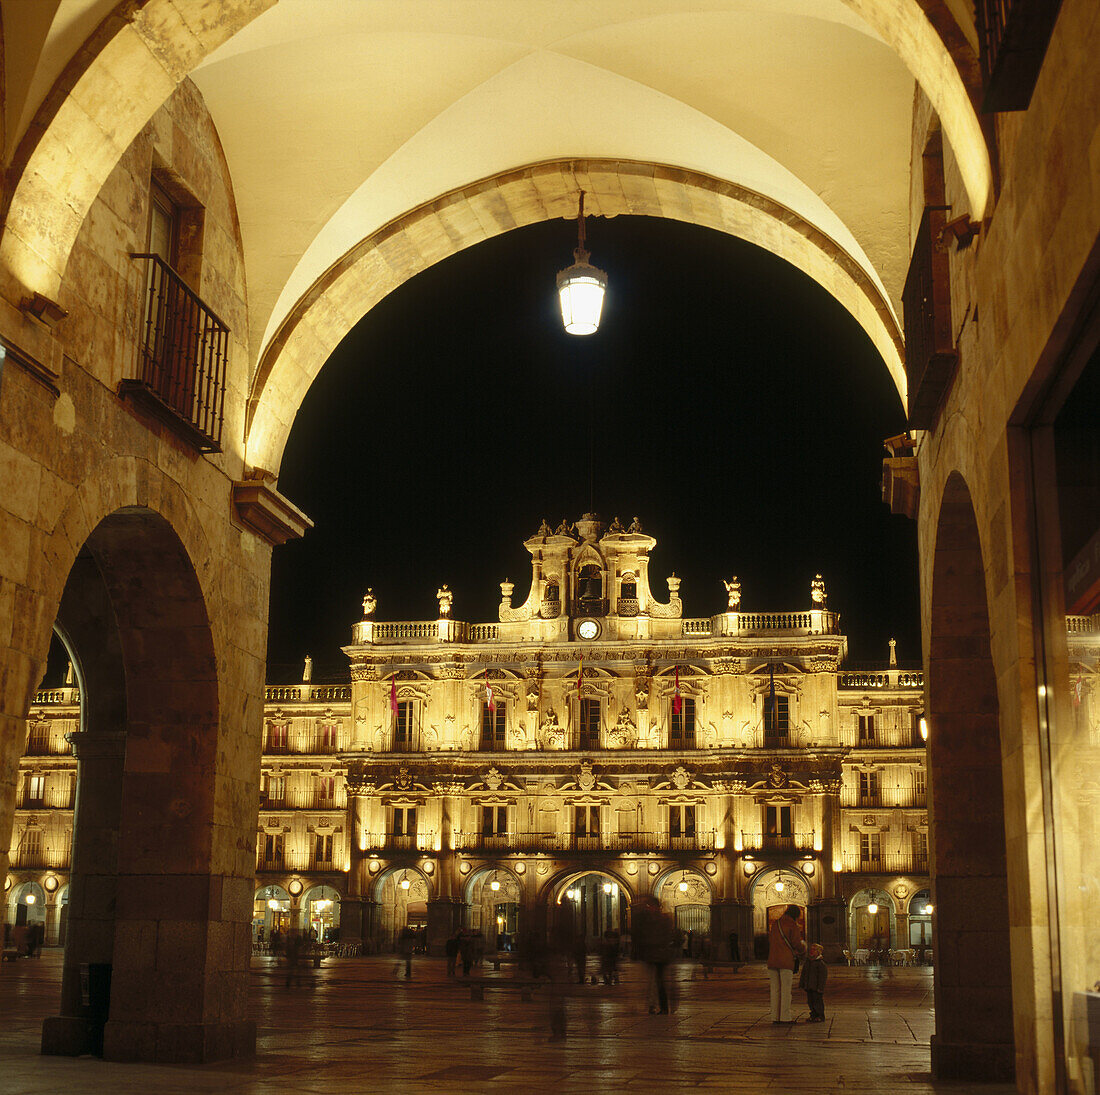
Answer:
[667, 572, 681, 596]
[362, 588, 377, 617]
[436, 584, 453, 617]
[723, 576, 741, 609]
[500, 580, 514, 608]
[889, 638, 897, 667]
[302, 655, 313, 683]
[811, 574, 827, 606]
[64, 661, 75, 686]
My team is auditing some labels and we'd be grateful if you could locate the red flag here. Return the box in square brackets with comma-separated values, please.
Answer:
[673, 666, 683, 716]
[485, 671, 496, 712]
[389, 675, 399, 714]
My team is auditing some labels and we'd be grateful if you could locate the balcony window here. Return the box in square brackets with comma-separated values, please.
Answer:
[264, 776, 286, 806]
[914, 769, 927, 803]
[260, 833, 284, 869]
[266, 723, 288, 753]
[765, 804, 793, 840]
[392, 807, 417, 838]
[574, 804, 600, 838]
[669, 804, 697, 840]
[394, 701, 418, 750]
[17, 828, 44, 868]
[860, 831, 882, 869]
[482, 805, 507, 837]
[23, 774, 45, 808]
[481, 702, 506, 749]
[316, 722, 338, 753]
[314, 833, 334, 867]
[858, 714, 876, 744]
[859, 771, 881, 805]
[763, 694, 789, 742]
[578, 698, 600, 751]
[315, 775, 336, 808]
[670, 697, 696, 748]
[27, 724, 50, 755]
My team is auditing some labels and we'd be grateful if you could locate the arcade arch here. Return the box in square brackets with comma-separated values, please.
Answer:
[0, 0, 990, 389]
[373, 865, 433, 948]
[547, 868, 632, 942]
[749, 867, 811, 957]
[848, 887, 898, 952]
[464, 866, 523, 947]
[654, 867, 714, 940]
[925, 472, 1014, 1079]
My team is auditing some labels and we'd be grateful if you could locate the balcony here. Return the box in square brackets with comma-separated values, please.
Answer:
[12, 848, 46, 869]
[977, 0, 1062, 111]
[741, 832, 817, 854]
[903, 207, 957, 430]
[452, 831, 716, 854]
[257, 855, 285, 872]
[362, 832, 436, 853]
[121, 254, 228, 452]
[842, 852, 929, 874]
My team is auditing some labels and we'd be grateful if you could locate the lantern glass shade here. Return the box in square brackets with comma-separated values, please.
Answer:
[867, 902, 879, 915]
[25, 893, 36, 905]
[557, 262, 607, 335]
[490, 879, 500, 892]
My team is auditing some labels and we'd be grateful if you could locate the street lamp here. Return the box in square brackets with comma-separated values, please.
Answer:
[775, 871, 786, 894]
[557, 192, 607, 336]
[399, 871, 411, 891]
[489, 873, 501, 893]
[678, 871, 689, 893]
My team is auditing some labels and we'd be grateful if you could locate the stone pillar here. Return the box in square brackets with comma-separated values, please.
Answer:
[339, 898, 365, 944]
[710, 899, 750, 961]
[809, 898, 845, 962]
[42, 730, 125, 1057]
[426, 897, 462, 955]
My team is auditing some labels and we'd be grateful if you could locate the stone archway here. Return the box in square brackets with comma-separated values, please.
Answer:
[39, 506, 252, 1064]
[0, 0, 990, 360]
[926, 472, 1013, 1082]
[243, 159, 908, 476]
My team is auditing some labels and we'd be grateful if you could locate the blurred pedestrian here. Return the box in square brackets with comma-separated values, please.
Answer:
[636, 897, 675, 1014]
[572, 931, 587, 984]
[767, 905, 805, 1023]
[398, 924, 415, 979]
[445, 929, 460, 976]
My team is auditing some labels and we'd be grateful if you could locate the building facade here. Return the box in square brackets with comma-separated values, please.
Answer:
[10, 516, 937, 961]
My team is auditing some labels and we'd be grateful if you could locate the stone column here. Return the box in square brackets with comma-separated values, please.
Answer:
[42, 730, 126, 1057]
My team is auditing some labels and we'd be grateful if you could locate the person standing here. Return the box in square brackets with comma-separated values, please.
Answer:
[767, 905, 805, 1023]
[445, 929, 460, 977]
[799, 943, 828, 1021]
[398, 924, 415, 979]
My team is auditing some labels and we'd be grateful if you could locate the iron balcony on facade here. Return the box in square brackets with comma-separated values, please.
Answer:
[842, 852, 929, 874]
[902, 207, 957, 430]
[453, 830, 716, 854]
[362, 832, 436, 853]
[976, 0, 1063, 111]
[120, 254, 229, 452]
[740, 832, 817, 855]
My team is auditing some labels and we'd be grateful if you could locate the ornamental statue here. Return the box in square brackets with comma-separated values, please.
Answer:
[723, 576, 742, 609]
[811, 573, 827, 606]
[539, 707, 567, 750]
[436, 584, 453, 617]
[607, 707, 639, 749]
[362, 588, 377, 617]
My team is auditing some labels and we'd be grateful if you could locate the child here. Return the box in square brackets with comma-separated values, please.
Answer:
[798, 943, 828, 1022]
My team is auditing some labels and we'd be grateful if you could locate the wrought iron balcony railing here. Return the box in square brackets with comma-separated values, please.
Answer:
[842, 852, 930, 874]
[903, 207, 957, 430]
[977, 0, 1063, 112]
[452, 830, 716, 853]
[122, 254, 228, 452]
[740, 832, 817, 854]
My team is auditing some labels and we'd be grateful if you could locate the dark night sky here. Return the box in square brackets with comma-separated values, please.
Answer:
[267, 215, 918, 682]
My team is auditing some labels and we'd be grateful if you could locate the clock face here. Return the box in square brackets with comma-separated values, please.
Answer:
[577, 619, 599, 640]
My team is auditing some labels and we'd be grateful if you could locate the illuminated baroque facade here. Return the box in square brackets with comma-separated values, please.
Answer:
[11, 516, 941, 960]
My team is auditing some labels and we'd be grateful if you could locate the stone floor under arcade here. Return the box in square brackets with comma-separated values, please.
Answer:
[0, 951, 1015, 1094]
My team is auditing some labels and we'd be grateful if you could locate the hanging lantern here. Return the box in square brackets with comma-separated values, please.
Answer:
[399, 871, 411, 891]
[557, 192, 608, 335]
[678, 872, 689, 893]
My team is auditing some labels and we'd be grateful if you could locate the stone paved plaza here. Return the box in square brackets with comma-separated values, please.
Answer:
[0, 952, 1015, 1094]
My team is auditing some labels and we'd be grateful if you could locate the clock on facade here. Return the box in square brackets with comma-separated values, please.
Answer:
[577, 619, 600, 640]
